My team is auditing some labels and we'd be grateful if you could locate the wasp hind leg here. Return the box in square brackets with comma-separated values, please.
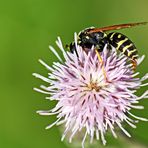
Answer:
[131, 59, 137, 71]
[95, 49, 108, 82]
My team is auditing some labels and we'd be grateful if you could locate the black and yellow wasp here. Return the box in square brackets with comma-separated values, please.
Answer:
[68, 22, 147, 70]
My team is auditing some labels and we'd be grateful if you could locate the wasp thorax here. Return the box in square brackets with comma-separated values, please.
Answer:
[78, 29, 108, 52]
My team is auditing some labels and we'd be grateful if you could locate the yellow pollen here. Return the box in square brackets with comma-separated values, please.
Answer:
[87, 82, 101, 92]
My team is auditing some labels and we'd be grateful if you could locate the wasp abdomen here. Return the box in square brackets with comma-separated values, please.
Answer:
[108, 32, 138, 60]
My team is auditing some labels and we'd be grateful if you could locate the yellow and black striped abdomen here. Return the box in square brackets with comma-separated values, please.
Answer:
[107, 32, 138, 60]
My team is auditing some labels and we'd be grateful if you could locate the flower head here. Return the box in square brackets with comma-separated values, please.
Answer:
[33, 34, 148, 148]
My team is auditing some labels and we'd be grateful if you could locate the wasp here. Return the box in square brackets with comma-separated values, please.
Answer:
[68, 22, 147, 70]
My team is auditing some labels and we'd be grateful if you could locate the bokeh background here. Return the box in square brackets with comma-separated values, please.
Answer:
[0, 0, 148, 148]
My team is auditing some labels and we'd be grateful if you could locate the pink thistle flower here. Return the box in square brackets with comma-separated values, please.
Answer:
[33, 33, 148, 148]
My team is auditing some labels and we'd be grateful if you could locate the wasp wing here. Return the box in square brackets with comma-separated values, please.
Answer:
[88, 22, 147, 33]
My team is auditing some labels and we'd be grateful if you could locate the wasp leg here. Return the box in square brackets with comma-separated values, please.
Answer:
[131, 59, 137, 71]
[95, 49, 108, 81]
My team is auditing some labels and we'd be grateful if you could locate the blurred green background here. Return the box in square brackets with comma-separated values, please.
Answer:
[0, 0, 148, 148]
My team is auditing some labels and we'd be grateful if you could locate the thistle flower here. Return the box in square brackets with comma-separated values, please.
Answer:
[33, 33, 148, 148]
